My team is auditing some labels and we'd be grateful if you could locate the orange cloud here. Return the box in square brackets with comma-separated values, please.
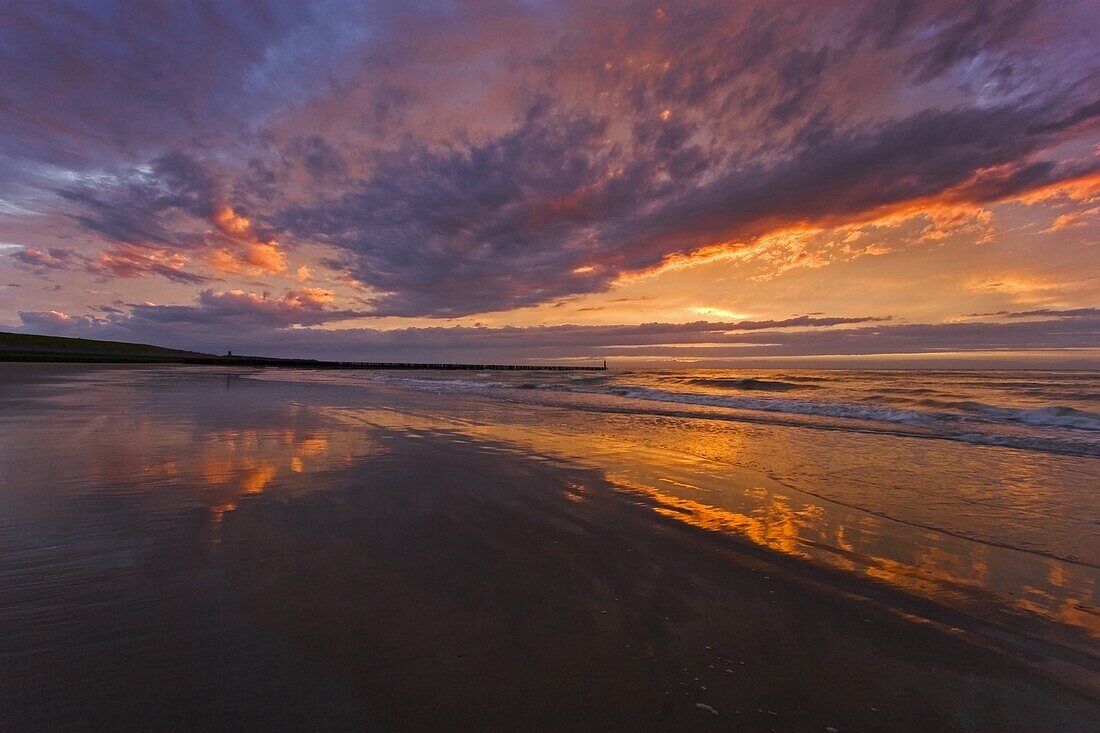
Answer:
[207, 204, 287, 275]
[1013, 171, 1100, 206]
[964, 274, 1082, 306]
[620, 168, 1100, 284]
[614, 240, 751, 282]
[89, 244, 199, 280]
[213, 205, 254, 239]
[1045, 206, 1099, 233]
[281, 287, 335, 308]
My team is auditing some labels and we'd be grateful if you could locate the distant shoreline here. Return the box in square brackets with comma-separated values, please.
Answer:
[0, 354, 606, 371]
[0, 331, 606, 371]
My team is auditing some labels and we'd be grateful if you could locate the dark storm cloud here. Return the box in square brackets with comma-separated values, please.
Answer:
[1029, 99, 1100, 135]
[246, 1, 1099, 317]
[609, 104, 1070, 254]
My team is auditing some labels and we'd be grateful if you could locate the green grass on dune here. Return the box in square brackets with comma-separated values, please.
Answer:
[0, 331, 209, 360]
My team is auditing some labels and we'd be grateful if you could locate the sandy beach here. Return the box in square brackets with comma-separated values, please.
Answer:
[0, 364, 1097, 731]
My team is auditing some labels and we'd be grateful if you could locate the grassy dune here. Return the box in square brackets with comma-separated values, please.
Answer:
[0, 331, 209, 363]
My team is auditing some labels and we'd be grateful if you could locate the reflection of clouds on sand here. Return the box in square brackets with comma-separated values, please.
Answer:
[324, 401, 1100, 649]
[615, 477, 817, 558]
[1, 371, 386, 532]
[610, 472, 1098, 643]
[640, 483, 1098, 644]
[97, 425, 372, 502]
[197, 431, 332, 494]
[1017, 584, 1100, 638]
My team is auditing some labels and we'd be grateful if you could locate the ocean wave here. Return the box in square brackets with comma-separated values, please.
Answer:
[608, 386, 936, 426]
[911, 399, 1100, 431]
[565, 373, 616, 383]
[1013, 406, 1100, 431]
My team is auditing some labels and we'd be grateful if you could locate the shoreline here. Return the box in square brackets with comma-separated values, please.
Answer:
[0, 354, 607, 370]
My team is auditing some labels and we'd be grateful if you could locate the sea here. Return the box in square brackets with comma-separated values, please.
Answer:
[339, 367, 1100, 457]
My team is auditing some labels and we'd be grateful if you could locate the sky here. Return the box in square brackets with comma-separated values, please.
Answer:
[0, 0, 1097, 366]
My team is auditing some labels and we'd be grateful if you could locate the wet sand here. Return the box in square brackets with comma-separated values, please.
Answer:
[0, 365, 1097, 731]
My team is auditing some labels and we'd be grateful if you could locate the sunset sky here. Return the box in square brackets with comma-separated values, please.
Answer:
[1, 0, 1097, 365]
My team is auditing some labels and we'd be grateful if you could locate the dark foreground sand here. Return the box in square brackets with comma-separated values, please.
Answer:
[0, 365, 1097, 731]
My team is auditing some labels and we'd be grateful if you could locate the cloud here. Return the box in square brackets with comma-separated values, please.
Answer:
[1045, 207, 1099, 232]
[279, 98, 1095, 316]
[57, 152, 287, 276]
[119, 288, 363, 329]
[57, 151, 220, 245]
[276, 105, 623, 316]
[15, 309, 101, 335]
[10, 242, 212, 284]
[206, 205, 287, 275]
[87, 244, 213, 284]
[0, 2, 323, 170]
[966, 307, 1100, 319]
[903, 0, 1038, 82]
[11, 246, 81, 273]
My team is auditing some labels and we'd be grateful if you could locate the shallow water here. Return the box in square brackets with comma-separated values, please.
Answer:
[1, 364, 1098, 730]
[251, 367, 1100, 656]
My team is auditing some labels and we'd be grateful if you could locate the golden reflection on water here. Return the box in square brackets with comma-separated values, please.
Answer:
[62, 419, 366, 556]
[16, 405, 385, 531]
[323, 404, 1100, 646]
[632, 478, 1098, 643]
[613, 471, 1097, 643]
[194, 431, 334, 496]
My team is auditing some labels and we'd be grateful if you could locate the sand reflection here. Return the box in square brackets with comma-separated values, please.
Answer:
[324, 402, 1100, 650]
